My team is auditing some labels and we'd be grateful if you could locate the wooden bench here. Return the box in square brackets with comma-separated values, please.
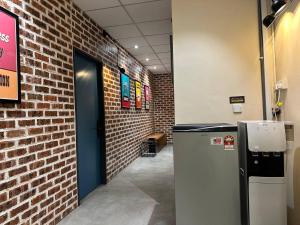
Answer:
[143, 133, 167, 156]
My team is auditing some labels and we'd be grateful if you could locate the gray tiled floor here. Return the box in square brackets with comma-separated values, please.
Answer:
[58, 145, 175, 225]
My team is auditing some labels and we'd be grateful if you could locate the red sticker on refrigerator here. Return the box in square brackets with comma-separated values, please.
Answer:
[224, 135, 235, 150]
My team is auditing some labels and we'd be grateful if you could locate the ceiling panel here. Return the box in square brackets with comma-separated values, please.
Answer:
[106, 24, 141, 39]
[157, 52, 171, 60]
[137, 20, 172, 35]
[152, 45, 170, 53]
[147, 65, 166, 73]
[164, 63, 171, 69]
[145, 34, 170, 46]
[120, 0, 154, 4]
[117, 37, 149, 48]
[74, 0, 120, 11]
[164, 61, 172, 68]
[160, 58, 170, 64]
[128, 46, 155, 56]
[75, 0, 172, 75]
[144, 59, 162, 66]
[155, 69, 167, 74]
[125, 0, 171, 23]
[136, 54, 159, 61]
[87, 7, 132, 27]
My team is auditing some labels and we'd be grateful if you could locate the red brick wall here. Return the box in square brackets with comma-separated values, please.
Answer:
[153, 74, 175, 143]
[0, 0, 155, 224]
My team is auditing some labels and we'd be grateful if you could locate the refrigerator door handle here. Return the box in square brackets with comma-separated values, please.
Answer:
[240, 168, 246, 176]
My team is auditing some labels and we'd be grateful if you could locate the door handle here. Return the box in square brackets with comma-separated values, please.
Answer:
[240, 168, 246, 176]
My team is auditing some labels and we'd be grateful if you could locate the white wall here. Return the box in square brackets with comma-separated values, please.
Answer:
[274, 1, 300, 224]
[172, 0, 263, 124]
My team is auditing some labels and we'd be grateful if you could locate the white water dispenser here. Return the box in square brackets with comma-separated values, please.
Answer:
[238, 121, 287, 225]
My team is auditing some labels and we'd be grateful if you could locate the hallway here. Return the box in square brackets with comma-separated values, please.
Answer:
[59, 145, 175, 225]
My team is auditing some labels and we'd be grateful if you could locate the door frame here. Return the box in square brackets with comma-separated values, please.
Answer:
[73, 48, 107, 204]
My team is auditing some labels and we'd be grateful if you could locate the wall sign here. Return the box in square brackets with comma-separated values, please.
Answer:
[144, 85, 150, 110]
[0, 7, 20, 103]
[120, 73, 130, 109]
[229, 96, 245, 104]
[135, 80, 142, 109]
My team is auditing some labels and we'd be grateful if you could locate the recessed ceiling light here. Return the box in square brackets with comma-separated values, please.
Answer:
[146, 58, 149, 61]
[134, 45, 139, 49]
[154, 66, 157, 70]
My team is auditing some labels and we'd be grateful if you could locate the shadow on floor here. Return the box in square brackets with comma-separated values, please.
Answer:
[58, 145, 175, 225]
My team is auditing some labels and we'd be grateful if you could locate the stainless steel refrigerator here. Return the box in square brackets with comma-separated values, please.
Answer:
[173, 124, 240, 225]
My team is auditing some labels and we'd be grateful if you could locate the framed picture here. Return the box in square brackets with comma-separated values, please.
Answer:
[0, 6, 21, 103]
[135, 81, 142, 109]
[144, 85, 150, 110]
[120, 73, 130, 108]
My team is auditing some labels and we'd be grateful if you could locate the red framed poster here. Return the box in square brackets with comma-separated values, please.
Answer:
[135, 81, 142, 109]
[0, 7, 20, 103]
[144, 85, 150, 110]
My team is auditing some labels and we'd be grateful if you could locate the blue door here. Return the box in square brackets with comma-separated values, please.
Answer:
[74, 52, 103, 201]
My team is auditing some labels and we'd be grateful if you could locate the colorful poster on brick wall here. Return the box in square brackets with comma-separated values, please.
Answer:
[121, 73, 130, 108]
[135, 81, 142, 109]
[144, 85, 150, 110]
[0, 7, 20, 103]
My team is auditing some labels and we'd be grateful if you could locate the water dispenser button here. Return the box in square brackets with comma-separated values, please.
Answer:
[273, 152, 281, 157]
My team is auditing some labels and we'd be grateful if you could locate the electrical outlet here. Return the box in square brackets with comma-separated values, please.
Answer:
[275, 78, 288, 90]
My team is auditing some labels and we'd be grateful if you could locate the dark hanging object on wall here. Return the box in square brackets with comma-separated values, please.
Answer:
[119, 67, 125, 74]
[272, 0, 287, 14]
[103, 30, 110, 38]
[263, 14, 276, 27]
[263, 0, 287, 28]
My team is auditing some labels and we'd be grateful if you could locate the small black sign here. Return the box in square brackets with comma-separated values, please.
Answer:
[230, 96, 245, 104]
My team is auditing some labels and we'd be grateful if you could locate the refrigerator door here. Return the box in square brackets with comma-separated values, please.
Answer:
[174, 127, 240, 225]
[249, 177, 287, 225]
[238, 122, 250, 225]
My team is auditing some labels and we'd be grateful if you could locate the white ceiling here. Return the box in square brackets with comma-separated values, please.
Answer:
[73, 0, 172, 74]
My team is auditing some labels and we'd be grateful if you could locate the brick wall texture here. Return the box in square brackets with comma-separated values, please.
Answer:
[153, 74, 175, 143]
[0, 0, 168, 224]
